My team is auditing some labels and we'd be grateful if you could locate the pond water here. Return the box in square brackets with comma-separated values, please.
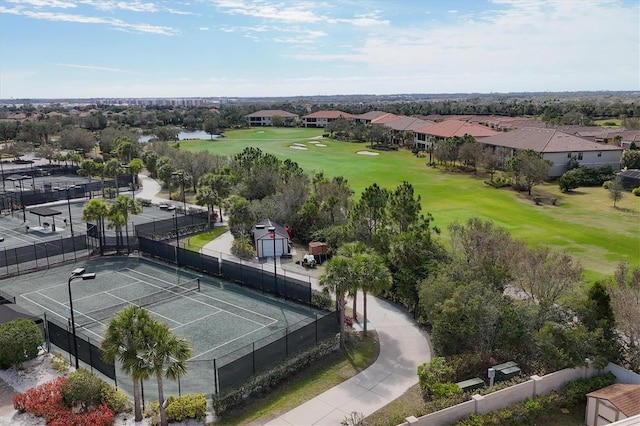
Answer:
[139, 130, 220, 143]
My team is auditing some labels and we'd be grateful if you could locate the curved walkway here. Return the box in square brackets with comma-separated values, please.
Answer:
[140, 174, 432, 425]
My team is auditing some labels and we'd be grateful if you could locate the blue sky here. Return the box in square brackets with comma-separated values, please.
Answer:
[0, 0, 638, 99]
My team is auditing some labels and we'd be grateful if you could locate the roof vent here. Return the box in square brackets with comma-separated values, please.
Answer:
[255, 224, 265, 229]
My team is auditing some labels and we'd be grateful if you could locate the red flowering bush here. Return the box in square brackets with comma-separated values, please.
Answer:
[13, 376, 115, 425]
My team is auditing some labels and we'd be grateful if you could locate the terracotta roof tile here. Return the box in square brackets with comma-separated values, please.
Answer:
[588, 384, 640, 417]
[414, 119, 499, 138]
[245, 109, 298, 118]
[302, 110, 354, 119]
[480, 127, 623, 153]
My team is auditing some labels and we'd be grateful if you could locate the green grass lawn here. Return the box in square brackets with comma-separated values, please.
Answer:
[216, 333, 379, 425]
[181, 128, 640, 280]
[593, 118, 622, 128]
[184, 226, 228, 251]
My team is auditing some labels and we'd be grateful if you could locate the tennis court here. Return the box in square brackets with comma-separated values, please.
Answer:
[0, 255, 326, 396]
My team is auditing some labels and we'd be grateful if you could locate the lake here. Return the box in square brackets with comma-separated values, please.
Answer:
[139, 130, 219, 143]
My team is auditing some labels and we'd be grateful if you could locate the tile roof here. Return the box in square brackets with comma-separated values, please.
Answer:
[370, 113, 402, 124]
[588, 384, 640, 417]
[480, 127, 624, 153]
[414, 119, 500, 138]
[355, 111, 391, 120]
[302, 110, 354, 119]
[384, 116, 434, 131]
[245, 109, 298, 118]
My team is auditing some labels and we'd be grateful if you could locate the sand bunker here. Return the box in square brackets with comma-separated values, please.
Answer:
[357, 150, 379, 156]
[293, 143, 306, 147]
[290, 146, 308, 150]
[315, 144, 327, 147]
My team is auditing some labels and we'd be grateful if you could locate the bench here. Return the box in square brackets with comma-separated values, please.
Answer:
[456, 377, 484, 393]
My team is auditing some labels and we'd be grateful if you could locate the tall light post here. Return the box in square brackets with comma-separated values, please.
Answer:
[65, 186, 78, 237]
[174, 209, 180, 266]
[67, 267, 96, 369]
[268, 226, 277, 291]
[172, 171, 186, 214]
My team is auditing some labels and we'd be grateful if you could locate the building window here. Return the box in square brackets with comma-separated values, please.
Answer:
[578, 152, 583, 160]
[567, 153, 572, 158]
[597, 152, 602, 157]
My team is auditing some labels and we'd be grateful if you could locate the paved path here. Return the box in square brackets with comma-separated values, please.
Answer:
[144, 174, 433, 425]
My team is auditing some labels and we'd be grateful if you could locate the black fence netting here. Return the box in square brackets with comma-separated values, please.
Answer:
[216, 312, 338, 393]
[135, 212, 209, 240]
[0, 235, 88, 276]
[46, 319, 116, 380]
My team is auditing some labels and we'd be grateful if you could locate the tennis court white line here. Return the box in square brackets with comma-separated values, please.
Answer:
[124, 268, 279, 324]
[18, 292, 106, 341]
[189, 323, 273, 361]
[170, 310, 224, 331]
[107, 290, 186, 326]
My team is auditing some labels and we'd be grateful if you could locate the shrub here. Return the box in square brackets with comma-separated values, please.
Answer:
[144, 401, 160, 426]
[431, 382, 463, 399]
[101, 382, 132, 413]
[533, 196, 542, 205]
[602, 180, 612, 189]
[0, 318, 43, 369]
[231, 236, 254, 259]
[51, 353, 70, 374]
[417, 357, 455, 397]
[165, 393, 207, 422]
[311, 290, 333, 310]
[61, 368, 104, 411]
[633, 187, 640, 196]
[563, 371, 616, 405]
[13, 377, 115, 426]
[550, 197, 558, 206]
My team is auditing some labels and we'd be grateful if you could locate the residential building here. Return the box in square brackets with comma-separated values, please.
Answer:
[479, 127, 624, 177]
[244, 110, 299, 127]
[413, 119, 500, 149]
[301, 110, 354, 128]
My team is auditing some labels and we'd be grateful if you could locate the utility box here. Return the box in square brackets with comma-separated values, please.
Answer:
[497, 366, 521, 382]
[456, 377, 485, 393]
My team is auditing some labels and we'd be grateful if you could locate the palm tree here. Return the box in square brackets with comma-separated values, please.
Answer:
[101, 306, 154, 422]
[127, 158, 144, 192]
[337, 242, 367, 321]
[110, 195, 142, 253]
[319, 255, 354, 348]
[139, 320, 192, 426]
[105, 158, 125, 196]
[358, 252, 392, 335]
[77, 159, 98, 199]
[107, 209, 126, 254]
[82, 199, 109, 255]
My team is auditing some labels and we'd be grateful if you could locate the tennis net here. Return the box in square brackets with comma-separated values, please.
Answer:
[76, 277, 201, 327]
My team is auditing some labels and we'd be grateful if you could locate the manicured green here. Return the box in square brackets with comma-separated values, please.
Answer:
[181, 128, 639, 279]
[593, 118, 622, 128]
[184, 226, 228, 252]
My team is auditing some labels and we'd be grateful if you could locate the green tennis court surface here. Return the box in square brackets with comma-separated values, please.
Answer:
[0, 256, 323, 362]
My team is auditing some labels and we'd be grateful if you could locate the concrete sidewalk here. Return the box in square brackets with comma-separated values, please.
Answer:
[141, 173, 433, 425]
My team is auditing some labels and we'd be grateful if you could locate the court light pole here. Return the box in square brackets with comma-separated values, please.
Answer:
[174, 210, 180, 266]
[268, 226, 277, 291]
[67, 267, 96, 369]
[172, 171, 186, 214]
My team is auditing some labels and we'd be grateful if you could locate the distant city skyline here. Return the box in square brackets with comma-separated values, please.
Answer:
[1, 0, 638, 99]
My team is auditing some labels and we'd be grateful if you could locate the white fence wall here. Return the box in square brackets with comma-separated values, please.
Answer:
[605, 363, 640, 384]
[398, 363, 635, 426]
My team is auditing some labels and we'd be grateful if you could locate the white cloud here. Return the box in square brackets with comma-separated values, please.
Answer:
[115, 1, 158, 13]
[57, 63, 134, 73]
[2, 8, 179, 35]
[5, 0, 76, 9]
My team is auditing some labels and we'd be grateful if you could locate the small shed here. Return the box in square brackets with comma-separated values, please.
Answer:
[253, 219, 291, 259]
[586, 383, 640, 426]
[618, 169, 640, 191]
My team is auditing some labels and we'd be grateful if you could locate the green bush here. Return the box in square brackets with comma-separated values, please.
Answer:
[602, 180, 612, 189]
[0, 318, 43, 369]
[51, 353, 70, 374]
[61, 368, 104, 411]
[144, 401, 160, 426]
[100, 383, 132, 413]
[563, 371, 616, 405]
[311, 290, 333, 310]
[231, 236, 254, 259]
[165, 393, 207, 422]
[431, 382, 463, 399]
[632, 187, 640, 196]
